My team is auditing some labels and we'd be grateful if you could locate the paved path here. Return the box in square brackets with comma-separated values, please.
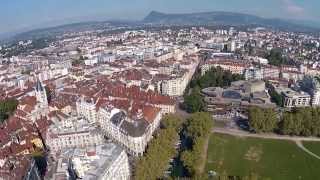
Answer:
[198, 136, 210, 174]
[295, 141, 320, 160]
[213, 127, 320, 160]
[213, 127, 320, 142]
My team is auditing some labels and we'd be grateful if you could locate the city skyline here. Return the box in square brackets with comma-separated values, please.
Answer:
[1, 0, 320, 35]
[2, 3, 320, 178]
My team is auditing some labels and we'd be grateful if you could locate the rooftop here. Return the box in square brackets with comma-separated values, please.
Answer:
[56, 143, 125, 180]
[48, 113, 100, 138]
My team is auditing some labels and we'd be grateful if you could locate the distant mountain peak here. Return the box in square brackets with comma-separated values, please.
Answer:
[144, 11, 167, 22]
[148, 11, 164, 15]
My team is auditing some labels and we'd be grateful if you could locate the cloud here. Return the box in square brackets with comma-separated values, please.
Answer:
[281, 0, 305, 15]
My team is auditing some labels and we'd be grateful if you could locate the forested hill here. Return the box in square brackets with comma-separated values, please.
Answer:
[143, 11, 319, 33]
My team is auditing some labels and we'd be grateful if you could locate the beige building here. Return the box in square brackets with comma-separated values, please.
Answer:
[98, 107, 162, 156]
[52, 143, 130, 180]
[76, 97, 97, 123]
[281, 88, 311, 108]
[201, 61, 249, 75]
[46, 114, 104, 154]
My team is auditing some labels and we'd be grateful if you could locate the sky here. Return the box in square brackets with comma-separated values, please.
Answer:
[1, 0, 320, 34]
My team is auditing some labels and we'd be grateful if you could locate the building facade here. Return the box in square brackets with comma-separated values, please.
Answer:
[53, 143, 130, 180]
[244, 67, 263, 80]
[99, 108, 161, 156]
[282, 90, 311, 108]
[46, 114, 104, 154]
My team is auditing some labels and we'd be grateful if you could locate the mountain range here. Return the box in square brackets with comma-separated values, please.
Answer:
[143, 11, 319, 32]
[2, 11, 319, 43]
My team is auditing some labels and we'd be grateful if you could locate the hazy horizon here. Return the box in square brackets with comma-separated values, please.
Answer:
[1, 0, 320, 35]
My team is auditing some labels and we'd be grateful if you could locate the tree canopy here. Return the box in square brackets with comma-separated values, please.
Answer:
[183, 86, 204, 113]
[266, 48, 293, 66]
[0, 99, 18, 123]
[181, 112, 213, 177]
[191, 67, 244, 89]
[184, 67, 243, 113]
[185, 112, 213, 138]
[280, 107, 320, 137]
[134, 115, 183, 180]
[248, 106, 320, 137]
[266, 82, 283, 107]
[248, 106, 278, 133]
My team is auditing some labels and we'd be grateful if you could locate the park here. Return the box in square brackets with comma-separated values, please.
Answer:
[205, 133, 320, 179]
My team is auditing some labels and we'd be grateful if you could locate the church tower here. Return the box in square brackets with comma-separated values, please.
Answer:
[35, 79, 48, 108]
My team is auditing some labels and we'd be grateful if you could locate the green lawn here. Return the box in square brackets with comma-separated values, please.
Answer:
[303, 141, 320, 157]
[205, 134, 320, 180]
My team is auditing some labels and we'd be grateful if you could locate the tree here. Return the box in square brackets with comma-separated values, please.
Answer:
[248, 106, 263, 132]
[181, 151, 196, 176]
[193, 67, 244, 89]
[161, 114, 183, 131]
[0, 99, 18, 123]
[266, 81, 283, 107]
[135, 128, 179, 180]
[72, 55, 86, 66]
[183, 86, 204, 113]
[248, 107, 278, 133]
[45, 86, 52, 104]
[184, 67, 245, 113]
[134, 115, 183, 180]
[181, 112, 213, 177]
[185, 112, 213, 138]
[264, 108, 278, 132]
[279, 107, 320, 137]
[269, 90, 283, 107]
[266, 48, 293, 66]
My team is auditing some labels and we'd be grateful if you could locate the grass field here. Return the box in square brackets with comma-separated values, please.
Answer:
[303, 141, 320, 157]
[205, 134, 320, 180]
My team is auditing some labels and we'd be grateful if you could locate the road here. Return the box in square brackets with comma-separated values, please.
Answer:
[213, 127, 320, 142]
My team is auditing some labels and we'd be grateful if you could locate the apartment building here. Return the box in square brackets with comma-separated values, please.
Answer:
[98, 106, 161, 156]
[46, 114, 104, 154]
[52, 143, 130, 180]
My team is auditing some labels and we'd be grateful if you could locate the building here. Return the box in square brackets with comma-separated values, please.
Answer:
[24, 158, 42, 180]
[311, 90, 320, 106]
[46, 113, 104, 154]
[84, 57, 98, 66]
[51, 143, 130, 180]
[281, 88, 311, 108]
[227, 40, 236, 52]
[160, 74, 188, 96]
[99, 53, 116, 63]
[240, 80, 266, 93]
[202, 80, 275, 113]
[98, 107, 161, 156]
[155, 58, 199, 97]
[13, 80, 50, 123]
[201, 60, 249, 75]
[76, 97, 97, 123]
[0, 156, 41, 180]
[35, 79, 48, 109]
[244, 66, 263, 80]
[75, 96, 162, 156]
[281, 70, 303, 82]
[299, 76, 320, 106]
[262, 65, 280, 79]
